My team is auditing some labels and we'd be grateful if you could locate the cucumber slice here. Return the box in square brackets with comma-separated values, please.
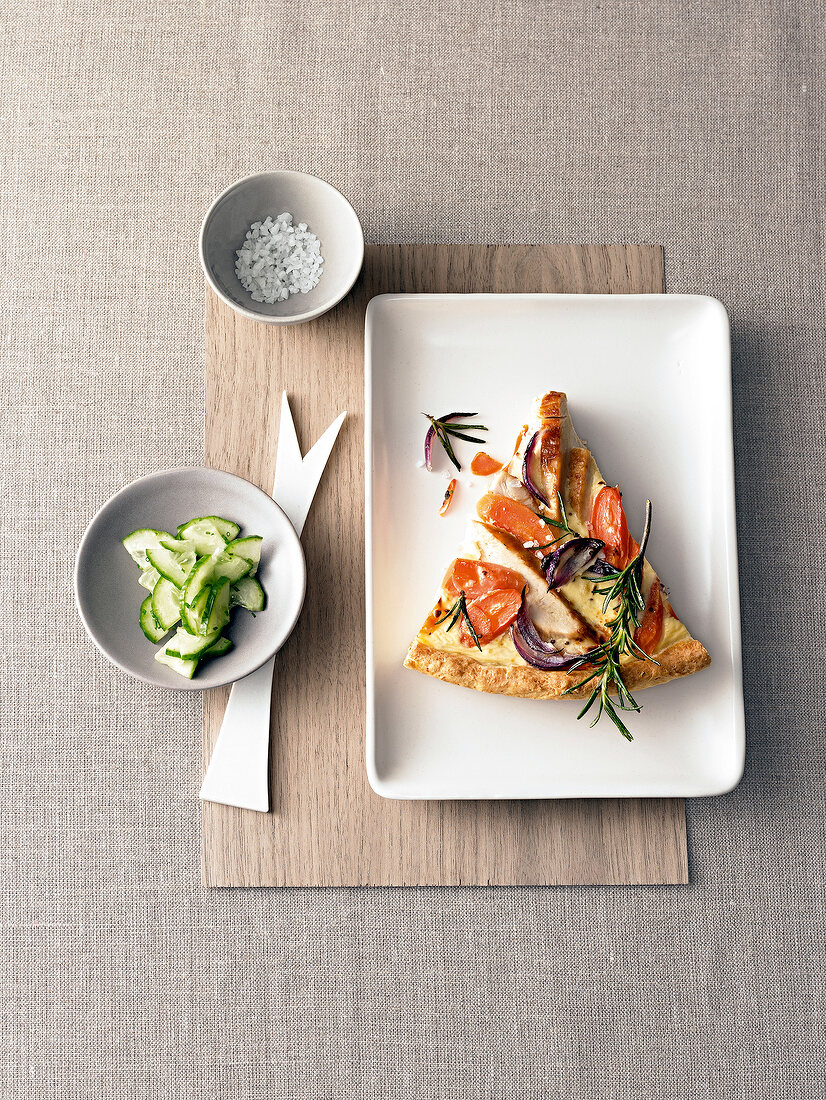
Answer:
[225, 536, 262, 574]
[203, 635, 232, 657]
[151, 576, 182, 631]
[164, 625, 221, 659]
[211, 550, 253, 584]
[181, 586, 210, 635]
[159, 536, 197, 556]
[146, 546, 196, 588]
[176, 516, 239, 554]
[138, 567, 161, 591]
[140, 596, 168, 643]
[182, 550, 252, 610]
[182, 557, 212, 608]
[122, 528, 174, 569]
[154, 649, 198, 679]
[181, 575, 231, 638]
[230, 575, 265, 612]
[204, 577, 231, 635]
[181, 558, 214, 617]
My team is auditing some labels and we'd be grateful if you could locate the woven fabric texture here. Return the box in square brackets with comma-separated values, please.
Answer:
[2, 1, 824, 1097]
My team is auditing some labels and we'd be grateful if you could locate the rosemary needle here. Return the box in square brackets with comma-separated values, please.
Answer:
[536, 492, 578, 549]
[443, 591, 482, 651]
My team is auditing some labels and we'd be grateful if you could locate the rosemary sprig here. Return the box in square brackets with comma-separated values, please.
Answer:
[443, 590, 482, 650]
[424, 412, 488, 471]
[563, 500, 658, 741]
[537, 492, 578, 549]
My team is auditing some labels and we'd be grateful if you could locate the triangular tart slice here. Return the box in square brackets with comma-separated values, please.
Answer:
[405, 391, 710, 710]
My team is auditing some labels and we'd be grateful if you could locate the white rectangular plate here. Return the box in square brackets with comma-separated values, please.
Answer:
[365, 294, 744, 799]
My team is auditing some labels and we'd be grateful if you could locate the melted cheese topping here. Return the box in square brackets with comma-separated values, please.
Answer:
[419, 609, 688, 666]
[418, 622, 524, 664]
[655, 612, 690, 653]
[418, 548, 690, 669]
[558, 574, 608, 628]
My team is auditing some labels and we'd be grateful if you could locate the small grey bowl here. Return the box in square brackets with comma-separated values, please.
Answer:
[199, 170, 364, 324]
[74, 467, 306, 691]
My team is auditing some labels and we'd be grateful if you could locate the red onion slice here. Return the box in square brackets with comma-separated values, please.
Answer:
[424, 422, 436, 470]
[521, 430, 552, 508]
[585, 557, 621, 578]
[542, 537, 604, 589]
[511, 598, 597, 671]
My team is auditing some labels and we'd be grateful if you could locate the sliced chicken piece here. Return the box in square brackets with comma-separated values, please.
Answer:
[469, 521, 598, 654]
[488, 469, 536, 509]
[566, 446, 598, 520]
[534, 391, 571, 521]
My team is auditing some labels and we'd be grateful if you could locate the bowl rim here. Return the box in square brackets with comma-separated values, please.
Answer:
[199, 169, 365, 325]
[73, 465, 307, 691]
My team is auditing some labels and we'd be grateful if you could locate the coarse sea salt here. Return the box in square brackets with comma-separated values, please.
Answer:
[235, 213, 323, 304]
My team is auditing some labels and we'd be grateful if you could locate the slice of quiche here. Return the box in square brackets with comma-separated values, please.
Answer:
[405, 391, 710, 719]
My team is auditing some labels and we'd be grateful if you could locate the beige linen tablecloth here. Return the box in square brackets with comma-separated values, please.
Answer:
[2, 2, 823, 1097]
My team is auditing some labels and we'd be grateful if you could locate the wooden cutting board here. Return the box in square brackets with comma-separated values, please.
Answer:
[202, 243, 688, 887]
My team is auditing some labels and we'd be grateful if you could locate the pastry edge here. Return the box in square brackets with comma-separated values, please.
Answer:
[403, 638, 711, 699]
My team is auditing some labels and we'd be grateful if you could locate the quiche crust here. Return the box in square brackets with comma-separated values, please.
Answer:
[404, 638, 711, 699]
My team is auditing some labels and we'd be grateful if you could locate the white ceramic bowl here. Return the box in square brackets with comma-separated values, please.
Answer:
[74, 467, 306, 690]
[199, 170, 364, 324]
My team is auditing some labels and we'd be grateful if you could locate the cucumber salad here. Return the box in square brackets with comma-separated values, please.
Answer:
[122, 516, 266, 679]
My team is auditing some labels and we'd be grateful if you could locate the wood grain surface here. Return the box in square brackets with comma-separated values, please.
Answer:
[202, 243, 688, 886]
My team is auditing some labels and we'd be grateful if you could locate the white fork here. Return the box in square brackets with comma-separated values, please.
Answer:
[198, 393, 346, 812]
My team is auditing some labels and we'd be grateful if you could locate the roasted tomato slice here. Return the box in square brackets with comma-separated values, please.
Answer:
[443, 558, 524, 599]
[589, 485, 632, 568]
[470, 451, 503, 476]
[459, 588, 523, 647]
[634, 578, 664, 655]
[439, 478, 457, 515]
[513, 424, 529, 456]
[477, 492, 550, 547]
